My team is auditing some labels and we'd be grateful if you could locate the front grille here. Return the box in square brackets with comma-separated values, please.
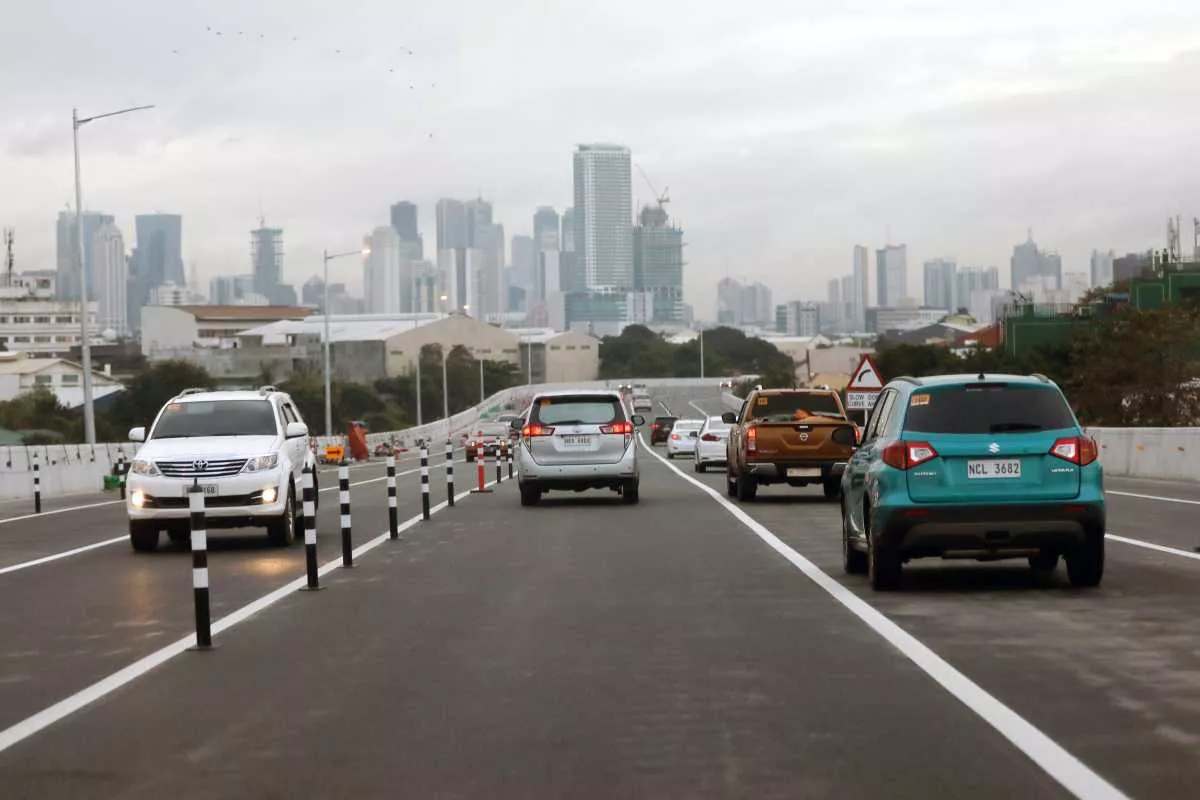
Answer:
[156, 458, 248, 478]
[144, 492, 261, 509]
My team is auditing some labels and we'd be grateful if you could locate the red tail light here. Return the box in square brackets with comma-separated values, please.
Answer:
[601, 421, 633, 435]
[701, 433, 720, 442]
[521, 424, 554, 437]
[1050, 436, 1098, 466]
[746, 425, 757, 452]
[670, 433, 680, 440]
[881, 440, 938, 470]
[651, 423, 660, 430]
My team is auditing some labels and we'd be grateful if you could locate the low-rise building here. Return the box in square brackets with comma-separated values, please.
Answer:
[141, 304, 316, 357]
[0, 272, 101, 356]
[511, 328, 601, 384]
[0, 351, 124, 408]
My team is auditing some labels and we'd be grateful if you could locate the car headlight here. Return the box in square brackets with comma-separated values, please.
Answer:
[242, 454, 279, 473]
[130, 459, 159, 476]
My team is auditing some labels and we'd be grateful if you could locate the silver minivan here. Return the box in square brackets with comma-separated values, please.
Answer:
[512, 389, 645, 506]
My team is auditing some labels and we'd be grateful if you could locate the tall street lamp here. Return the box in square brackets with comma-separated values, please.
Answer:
[699, 328, 705, 380]
[323, 246, 369, 437]
[73, 103, 154, 445]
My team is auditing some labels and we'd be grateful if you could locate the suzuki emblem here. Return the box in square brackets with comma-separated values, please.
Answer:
[988, 443, 1000, 454]
[192, 459, 209, 472]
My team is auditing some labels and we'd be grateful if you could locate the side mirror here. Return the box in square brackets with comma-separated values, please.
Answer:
[510, 418, 523, 431]
[631, 414, 645, 427]
[128, 426, 146, 443]
[285, 421, 309, 439]
[721, 412, 736, 424]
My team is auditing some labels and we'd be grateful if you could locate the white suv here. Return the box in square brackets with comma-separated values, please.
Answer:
[125, 386, 316, 552]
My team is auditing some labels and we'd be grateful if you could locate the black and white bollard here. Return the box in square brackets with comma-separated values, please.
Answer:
[301, 465, 321, 590]
[118, 455, 127, 500]
[494, 444, 503, 484]
[339, 461, 353, 568]
[33, 460, 41, 514]
[189, 479, 213, 649]
[419, 445, 431, 521]
[445, 440, 455, 507]
[387, 455, 399, 539]
[506, 439, 514, 480]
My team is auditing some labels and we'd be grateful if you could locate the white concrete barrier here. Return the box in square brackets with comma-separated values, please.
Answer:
[1087, 427, 1200, 483]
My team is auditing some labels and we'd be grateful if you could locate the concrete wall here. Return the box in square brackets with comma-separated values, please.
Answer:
[1087, 427, 1200, 483]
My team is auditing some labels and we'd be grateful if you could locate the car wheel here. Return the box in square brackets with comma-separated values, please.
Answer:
[622, 479, 640, 505]
[129, 521, 160, 553]
[694, 462, 705, 473]
[267, 487, 296, 547]
[519, 483, 540, 507]
[866, 508, 901, 590]
[822, 478, 840, 500]
[841, 500, 868, 575]
[725, 470, 737, 497]
[1066, 530, 1104, 588]
[667, 452, 674, 460]
[1028, 552, 1060, 572]
[736, 472, 757, 501]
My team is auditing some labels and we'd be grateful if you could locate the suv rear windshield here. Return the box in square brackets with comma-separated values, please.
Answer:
[746, 393, 844, 421]
[531, 395, 624, 426]
[903, 384, 1077, 434]
[152, 399, 279, 439]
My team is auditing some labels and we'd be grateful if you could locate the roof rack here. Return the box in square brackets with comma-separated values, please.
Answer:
[1030, 373, 1051, 384]
[176, 387, 209, 397]
[258, 385, 279, 395]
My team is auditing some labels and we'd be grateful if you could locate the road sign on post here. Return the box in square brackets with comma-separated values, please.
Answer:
[845, 354, 883, 412]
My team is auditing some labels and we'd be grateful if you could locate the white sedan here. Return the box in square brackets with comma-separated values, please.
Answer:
[694, 416, 731, 473]
[665, 419, 704, 458]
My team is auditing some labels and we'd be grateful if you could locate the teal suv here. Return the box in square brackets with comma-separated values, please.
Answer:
[840, 374, 1105, 590]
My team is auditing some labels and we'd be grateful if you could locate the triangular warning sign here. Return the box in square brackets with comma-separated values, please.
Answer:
[847, 354, 883, 390]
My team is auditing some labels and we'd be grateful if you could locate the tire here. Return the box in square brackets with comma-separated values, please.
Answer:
[519, 483, 540, 506]
[622, 479, 640, 505]
[694, 462, 706, 473]
[267, 487, 297, 547]
[736, 472, 757, 502]
[129, 521, 160, 553]
[1066, 531, 1104, 588]
[866, 507, 901, 590]
[822, 478, 841, 500]
[726, 470, 737, 497]
[841, 500, 868, 575]
[1028, 552, 1060, 572]
[667, 452, 675, 460]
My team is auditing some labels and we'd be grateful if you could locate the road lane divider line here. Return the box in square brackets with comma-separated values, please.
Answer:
[0, 460, 468, 578]
[1106, 489, 1200, 505]
[0, 475, 505, 756]
[1106, 534, 1200, 562]
[642, 438, 1130, 800]
[687, 400, 712, 418]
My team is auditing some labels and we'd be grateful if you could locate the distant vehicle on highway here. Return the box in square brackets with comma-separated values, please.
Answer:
[124, 386, 315, 552]
[724, 387, 858, 501]
[466, 423, 510, 461]
[512, 389, 644, 506]
[631, 390, 653, 412]
[649, 415, 678, 445]
[694, 416, 732, 473]
[719, 379, 734, 390]
[665, 419, 704, 459]
[839, 373, 1105, 591]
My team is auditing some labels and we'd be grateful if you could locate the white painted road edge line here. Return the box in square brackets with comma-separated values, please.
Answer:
[0, 499, 123, 527]
[0, 475, 504, 756]
[1106, 489, 1200, 505]
[0, 460, 468, 578]
[641, 437, 1130, 800]
[1107, 534, 1200, 561]
[687, 400, 712, 418]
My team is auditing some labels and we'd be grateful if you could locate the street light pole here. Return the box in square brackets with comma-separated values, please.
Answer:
[441, 345, 449, 420]
[479, 358, 485, 403]
[415, 355, 422, 426]
[322, 246, 370, 437]
[73, 103, 154, 444]
[699, 329, 705, 380]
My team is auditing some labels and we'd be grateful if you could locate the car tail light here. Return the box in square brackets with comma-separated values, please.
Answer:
[881, 440, 938, 470]
[601, 421, 633, 435]
[701, 433, 720, 442]
[521, 424, 554, 437]
[1050, 436, 1098, 466]
[670, 433, 680, 441]
[746, 425, 757, 453]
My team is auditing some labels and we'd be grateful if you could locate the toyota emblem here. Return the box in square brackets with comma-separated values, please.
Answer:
[192, 459, 209, 472]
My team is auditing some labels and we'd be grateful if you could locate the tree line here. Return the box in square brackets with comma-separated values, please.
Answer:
[599, 325, 797, 388]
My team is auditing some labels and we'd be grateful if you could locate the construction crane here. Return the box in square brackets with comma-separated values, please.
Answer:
[635, 164, 670, 210]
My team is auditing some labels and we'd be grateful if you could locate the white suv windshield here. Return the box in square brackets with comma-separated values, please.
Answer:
[152, 400, 279, 439]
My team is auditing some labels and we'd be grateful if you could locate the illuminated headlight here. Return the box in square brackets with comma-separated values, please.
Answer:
[261, 485, 278, 504]
[130, 490, 146, 508]
[242, 454, 279, 473]
[130, 459, 159, 477]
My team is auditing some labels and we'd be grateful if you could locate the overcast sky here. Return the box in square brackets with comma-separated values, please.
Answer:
[3, 0, 1200, 317]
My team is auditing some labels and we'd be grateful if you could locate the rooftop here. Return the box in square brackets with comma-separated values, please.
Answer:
[239, 313, 449, 344]
[170, 305, 317, 321]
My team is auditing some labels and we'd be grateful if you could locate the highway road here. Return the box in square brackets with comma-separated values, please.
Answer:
[0, 387, 1196, 799]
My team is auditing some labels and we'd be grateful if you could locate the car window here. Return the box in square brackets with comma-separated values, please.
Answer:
[903, 383, 1077, 434]
[531, 395, 624, 425]
[745, 393, 844, 421]
[151, 400, 279, 439]
[475, 424, 509, 437]
[704, 418, 731, 432]
[864, 390, 896, 441]
[674, 421, 703, 431]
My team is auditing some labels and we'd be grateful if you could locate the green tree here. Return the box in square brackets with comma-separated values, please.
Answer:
[0, 385, 80, 441]
[99, 360, 215, 437]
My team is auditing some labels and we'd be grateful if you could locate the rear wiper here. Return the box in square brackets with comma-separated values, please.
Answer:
[989, 422, 1043, 433]
[549, 419, 584, 425]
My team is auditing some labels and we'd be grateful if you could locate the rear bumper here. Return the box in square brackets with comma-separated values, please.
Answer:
[516, 443, 638, 490]
[876, 502, 1105, 557]
[744, 461, 846, 480]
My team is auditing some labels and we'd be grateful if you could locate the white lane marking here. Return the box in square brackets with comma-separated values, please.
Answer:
[0, 499, 123, 527]
[1107, 534, 1200, 561]
[0, 475, 503, 755]
[642, 438, 1130, 800]
[688, 400, 717, 418]
[0, 460, 467, 578]
[658, 399, 673, 415]
[1106, 489, 1200, 506]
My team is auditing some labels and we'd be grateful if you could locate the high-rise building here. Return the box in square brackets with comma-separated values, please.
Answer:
[363, 226, 403, 314]
[923, 258, 957, 310]
[573, 144, 634, 290]
[957, 266, 1000, 308]
[511, 234, 536, 300]
[561, 208, 576, 253]
[56, 210, 116, 302]
[852, 245, 870, 319]
[390, 201, 423, 259]
[1011, 232, 1062, 292]
[465, 198, 493, 247]
[251, 224, 284, 298]
[133, 213, 184, 289]
[717, 277, 742, 324]
[472, 222, 506, 320]
[436, 199, 469, 250]
[632, 204, 685, 324]
[209, 275, 256, 305]
[840, 275, 855, 326]
[740, 282, 773, 327]
[1090, 250, 1115, 289]
[876, 244, 907, 307]
[826, 278, 842, 322]
[533, 207, 560, 252]
[93, 222, 128, 336]
[779, 301, 820, 337]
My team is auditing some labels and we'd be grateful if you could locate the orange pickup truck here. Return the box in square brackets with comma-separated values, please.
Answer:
[722, 387, 859, 501]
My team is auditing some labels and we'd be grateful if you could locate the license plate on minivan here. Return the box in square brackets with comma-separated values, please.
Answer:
[561, 435, 592, 447]
[966, 459, 1021, 479]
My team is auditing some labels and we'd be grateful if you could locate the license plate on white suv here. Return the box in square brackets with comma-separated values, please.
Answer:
[966, 459, 1021, 479]
[185, 485, 219, 496]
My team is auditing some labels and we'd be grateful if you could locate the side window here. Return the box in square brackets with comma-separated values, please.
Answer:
[283, 404, 300, 424]
[865, 390, 897, 441]
[738, 400, 749, 420]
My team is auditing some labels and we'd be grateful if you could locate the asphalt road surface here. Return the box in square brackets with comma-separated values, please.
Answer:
[0, 388, 1196, 799]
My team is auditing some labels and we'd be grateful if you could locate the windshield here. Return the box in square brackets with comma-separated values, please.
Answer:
[531, 395, 624, 426]
[746, 393, 844, 422]
[903, 384, 1078, 434]
[704, 418, 731, 433]
[151, 400, 278, 439]
[674, 420, 703, 432]
[474, 424, 509, 438]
